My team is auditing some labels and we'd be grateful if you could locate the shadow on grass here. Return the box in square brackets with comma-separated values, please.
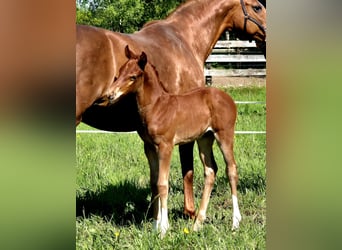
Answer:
[215, 174, 266, 195]
[76, 180, 151, 226]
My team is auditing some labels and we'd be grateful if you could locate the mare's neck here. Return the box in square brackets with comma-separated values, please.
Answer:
[166, 0, 236, 62]
[136, 64, 167, 110]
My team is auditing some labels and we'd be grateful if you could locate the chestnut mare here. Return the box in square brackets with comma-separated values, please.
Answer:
[105, 46, 240, 236]
[76, 0, 266, 221]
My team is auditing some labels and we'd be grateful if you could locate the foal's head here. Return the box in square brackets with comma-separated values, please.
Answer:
[107, 45, 147, 104]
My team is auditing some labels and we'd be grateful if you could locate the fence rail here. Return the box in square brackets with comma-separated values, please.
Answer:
[212, 40, 259, 48]
[206, 54, 265, 63]
[204, 68, 266, 77]
[205, 39, 266, 79]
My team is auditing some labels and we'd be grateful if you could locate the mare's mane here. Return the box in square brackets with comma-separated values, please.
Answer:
[166, 0, 209, 19]
[142, 20, 160, 28]
[142, 0, 210, 28]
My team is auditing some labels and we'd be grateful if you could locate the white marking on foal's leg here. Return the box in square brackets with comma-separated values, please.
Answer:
[153, 198, 161, 232]
[152, 199, 169, 237]
[232, 194, 242, 230]
[159, 208, 169, 237]
[193, 210, 206, 232]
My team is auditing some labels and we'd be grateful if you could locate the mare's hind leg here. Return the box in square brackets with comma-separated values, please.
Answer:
[143, 142, 161, 232]
[193, 132, 218, 231]
[215, 130, 241, 230]
[179, 142, 196, 218]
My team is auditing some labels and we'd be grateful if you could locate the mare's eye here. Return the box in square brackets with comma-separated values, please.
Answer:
[130, 76, 137, 81]
[252, 5, 262, 13]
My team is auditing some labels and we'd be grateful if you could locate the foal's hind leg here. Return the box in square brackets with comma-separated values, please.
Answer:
[215, 130, 241, 230]
[193, 132, 218, 231]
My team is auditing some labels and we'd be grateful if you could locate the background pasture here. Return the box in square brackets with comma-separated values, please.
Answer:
[76, 86, 266, 249]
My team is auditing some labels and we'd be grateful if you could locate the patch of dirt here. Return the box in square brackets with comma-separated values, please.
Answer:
[210, 76, 266, 88]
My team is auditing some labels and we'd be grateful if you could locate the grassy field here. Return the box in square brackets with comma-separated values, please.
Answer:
[76, 86, 266, 249]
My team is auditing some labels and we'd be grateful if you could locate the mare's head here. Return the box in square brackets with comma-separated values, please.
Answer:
[229, 0, 266, 43]
[107, 45, 147, 104]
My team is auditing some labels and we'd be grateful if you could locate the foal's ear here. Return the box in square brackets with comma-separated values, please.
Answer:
[138, 52, 147, 70]
[125, 45, 133, 59]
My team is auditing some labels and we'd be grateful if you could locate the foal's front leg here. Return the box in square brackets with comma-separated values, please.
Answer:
[157, 142, 173, 237]
[143, 143, 161, 232]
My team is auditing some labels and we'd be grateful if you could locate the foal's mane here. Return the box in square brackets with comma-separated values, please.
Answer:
[145, 61, 168, 93]
[128, 50, 168, 93]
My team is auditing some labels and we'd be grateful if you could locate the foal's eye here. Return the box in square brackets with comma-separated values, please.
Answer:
[130, 76, 137, 81]
[252, 5, 262, 13]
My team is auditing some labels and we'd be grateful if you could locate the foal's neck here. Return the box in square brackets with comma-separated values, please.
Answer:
[136, 64, 167, 109]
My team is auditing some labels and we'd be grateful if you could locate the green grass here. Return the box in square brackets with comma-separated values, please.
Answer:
[76, 86, 266, 249]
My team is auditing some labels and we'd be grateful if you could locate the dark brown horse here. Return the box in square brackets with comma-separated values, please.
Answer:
[76, 0, 266, 219]
[105, 46, 240, 236]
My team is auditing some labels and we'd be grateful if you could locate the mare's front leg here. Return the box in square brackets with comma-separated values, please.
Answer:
[179, 142, 196, 218]
[193, 133, 218, 231]
[157, 142, 173, 237]
[76, 84, 100, 126]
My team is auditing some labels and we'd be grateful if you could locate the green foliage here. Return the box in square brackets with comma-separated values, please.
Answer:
[77, 0, 144, 32]
[76, 86, 266, 249]
[143, 0, 183, 20]
[76, 0, 184, 32]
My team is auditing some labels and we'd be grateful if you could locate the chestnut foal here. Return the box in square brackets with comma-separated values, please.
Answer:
[106, 46, 241, 236]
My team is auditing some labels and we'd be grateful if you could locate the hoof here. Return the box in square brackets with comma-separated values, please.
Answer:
[153, 219, 169, 238]
[193, 217, 205, 232]
[184, 209, 196, 220]
[193, 221, 203, 232]
[231, 213, 242, 230]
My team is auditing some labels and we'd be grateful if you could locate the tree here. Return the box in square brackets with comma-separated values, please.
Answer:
[143, 0, 183, 21]
[76, 0, 184, 32]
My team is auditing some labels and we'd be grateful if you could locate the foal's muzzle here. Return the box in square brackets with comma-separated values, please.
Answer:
[108, 95, 115, 104]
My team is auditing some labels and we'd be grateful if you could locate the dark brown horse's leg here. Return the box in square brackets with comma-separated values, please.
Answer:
[193, 132, 217, 231]
[179, 142, 196, 218]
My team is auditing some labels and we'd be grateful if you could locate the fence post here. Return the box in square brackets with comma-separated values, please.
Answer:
[205, 63, 212, 86]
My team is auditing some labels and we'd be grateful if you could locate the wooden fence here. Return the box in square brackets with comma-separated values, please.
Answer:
[204, 39, 266, 85]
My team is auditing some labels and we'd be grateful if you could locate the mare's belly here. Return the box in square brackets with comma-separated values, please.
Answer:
[82, 93, 141, 132]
